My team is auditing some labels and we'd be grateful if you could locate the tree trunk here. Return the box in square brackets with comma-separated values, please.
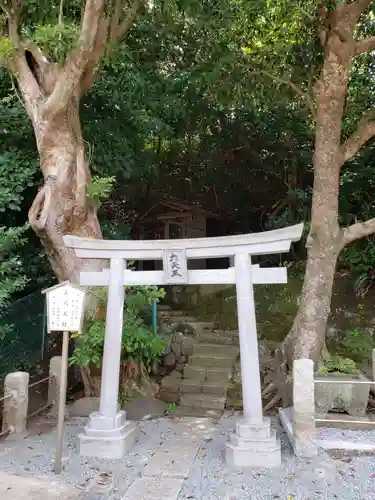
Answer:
[28, 102, 105, 282]
[281, 7, 353, 368]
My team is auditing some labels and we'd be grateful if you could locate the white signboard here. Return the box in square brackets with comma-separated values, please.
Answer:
[43, 282, 86, 333]
[163, 249, 188, 284]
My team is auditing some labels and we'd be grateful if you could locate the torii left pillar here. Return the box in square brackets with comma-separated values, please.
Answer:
[79, 258, 137, 458]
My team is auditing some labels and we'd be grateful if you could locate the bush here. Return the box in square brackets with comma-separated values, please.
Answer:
[337, 328, 374, 364]
[70, 285, 167, 390]
[317, 353, 360, 376]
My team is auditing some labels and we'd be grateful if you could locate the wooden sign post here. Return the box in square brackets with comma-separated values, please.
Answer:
[42, 282, 86, 474]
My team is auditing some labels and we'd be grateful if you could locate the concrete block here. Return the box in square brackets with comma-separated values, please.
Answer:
[236, 418, 271, 439]
[79, 421, 137, 459]
[3, 371, 29, 434]
[293, 359, 317, 458]
[226, 441, 281, 468]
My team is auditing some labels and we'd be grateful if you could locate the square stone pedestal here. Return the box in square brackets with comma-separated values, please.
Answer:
[79, 410, 137, 459]
[225, 417, 281, 468]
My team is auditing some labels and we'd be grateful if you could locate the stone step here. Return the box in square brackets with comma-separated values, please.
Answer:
[180, 379, 202, 394]
[202, 381, 227, 397]
[180, 393, 226, 411]
[190, 353, 235, 369]
[183, 365, 232, 383]
[162, 316, 198, 323]
[206, 367, 233, 382]
[194, 343, 239, 358]
[169, 406, 223, 419]
[197, 330, 239, 346]
[184, 366, 206, 382]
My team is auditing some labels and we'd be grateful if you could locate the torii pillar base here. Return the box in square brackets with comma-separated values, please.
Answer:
[226, 418, 281, 468]
[78, 411, 137, 459]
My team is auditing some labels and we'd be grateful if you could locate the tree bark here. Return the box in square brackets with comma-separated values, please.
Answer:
[28, 102, 105, 282]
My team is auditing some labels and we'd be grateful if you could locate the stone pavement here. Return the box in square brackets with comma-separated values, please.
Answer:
[0, 471, 80, 500]
[2, 413, 375, 499]
[122, 419, 214, 500]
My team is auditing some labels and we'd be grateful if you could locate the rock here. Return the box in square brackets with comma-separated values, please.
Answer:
[161, 375, 181, 392]
[159, 390, 180, 404]
[163, 351, 176, 367]
[169, 369, 183, 379]
[175, 362, 186, 373]
[124, 398, 166, 421]
[170, 342, 181, 358]
[172, 331, 185, 344]
[70, 397, 100, 417]
[181, 338, 194, 357]
[176, 354, 186, 363]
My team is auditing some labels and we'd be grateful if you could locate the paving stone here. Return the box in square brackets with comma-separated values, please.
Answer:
[202, 381, 227, 397]
[190, 354, 234, 368]
[143, 441, 200, 478]
[0, 472, 80, 500]
[183, 366, 206, 381]
[122, 477, 183, 500]
[180, 379, 202, 394]
[180, 393, 226, 410]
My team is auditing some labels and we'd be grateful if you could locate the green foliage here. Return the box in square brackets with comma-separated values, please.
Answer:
[0, 225, 28, 338]
[317, 353, 360, 377]
[337, 328, 375, 364]
[69, 286, 166, 373]
[0, 37, 14, 63]
[30, 22, 79, 61]
[87, 175, 115, 208]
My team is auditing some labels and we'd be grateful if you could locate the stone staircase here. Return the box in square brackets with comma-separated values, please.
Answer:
[159, 308, 240, 417]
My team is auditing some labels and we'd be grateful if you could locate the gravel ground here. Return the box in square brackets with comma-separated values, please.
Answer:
[1, 411, 375, 499]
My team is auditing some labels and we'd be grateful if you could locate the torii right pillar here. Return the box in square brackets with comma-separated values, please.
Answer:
[226, 251, 281, 468]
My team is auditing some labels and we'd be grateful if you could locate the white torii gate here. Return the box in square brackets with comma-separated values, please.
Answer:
[64, 223, 303, 467]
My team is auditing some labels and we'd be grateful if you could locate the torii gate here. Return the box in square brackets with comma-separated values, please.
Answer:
[64, 223, 303, 467]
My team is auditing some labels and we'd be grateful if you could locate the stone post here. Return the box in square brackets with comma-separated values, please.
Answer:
[225, 252, 281, 468]
[2, 372, 29, 435]
[78, 258, 137, 459]
[48, 356, 61, 415]
[293, 358, 317, 458]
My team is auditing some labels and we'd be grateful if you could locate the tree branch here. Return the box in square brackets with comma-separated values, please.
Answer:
[355, 36, 375, 55]
[80, 16, 109, 96]
[340, 120, 375, 163]
[248, 69, 317, 120]
[42, 0, 105, 117]
[114, 0, 142, 42]
[343, 218, 375, 246]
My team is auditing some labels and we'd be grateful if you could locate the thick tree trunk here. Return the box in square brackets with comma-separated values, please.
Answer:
[28, 103, 105, 282]
[281, 7, 354, 368]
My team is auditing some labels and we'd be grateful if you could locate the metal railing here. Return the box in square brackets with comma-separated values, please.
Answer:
[27, 374, 55, 420]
